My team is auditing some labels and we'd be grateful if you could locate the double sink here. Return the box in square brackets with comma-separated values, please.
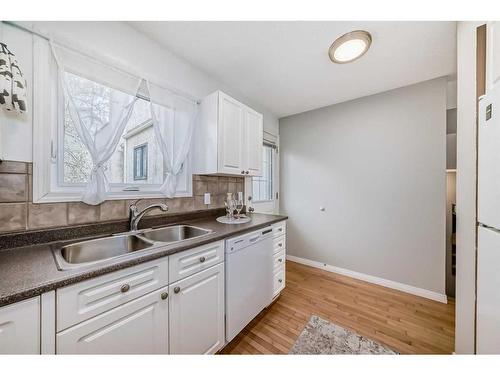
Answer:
[53, 225, 212, 270]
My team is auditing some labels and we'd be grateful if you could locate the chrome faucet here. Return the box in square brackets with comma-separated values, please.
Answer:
[129, 200, 169, 231]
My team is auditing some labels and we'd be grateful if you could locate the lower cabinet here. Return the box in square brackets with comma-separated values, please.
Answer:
[169, 263, 225, 354]
[0, 296, 40, 354]
[1, 238, 233, 355]
[272, 223, 287, 298]
[273, 267, 285, 296]
[57, 287, 169, 354]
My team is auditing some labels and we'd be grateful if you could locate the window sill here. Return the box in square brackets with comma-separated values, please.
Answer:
[33, 190, 192, 204]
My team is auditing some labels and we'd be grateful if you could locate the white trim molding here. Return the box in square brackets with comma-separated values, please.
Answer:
[286, 255, 448, 304]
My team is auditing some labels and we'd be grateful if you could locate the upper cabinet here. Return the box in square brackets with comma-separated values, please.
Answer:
[193, 91, 263, 176]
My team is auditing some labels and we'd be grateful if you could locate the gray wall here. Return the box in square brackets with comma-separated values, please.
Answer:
[279, 78, 447, 294]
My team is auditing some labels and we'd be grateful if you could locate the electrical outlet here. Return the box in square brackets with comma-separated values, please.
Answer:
[204, 193, 211, 205]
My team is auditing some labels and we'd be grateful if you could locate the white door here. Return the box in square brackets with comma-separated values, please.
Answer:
[0, 297, 40, 354]
[246, 139, 279, 214]
[477, 226, 500, 354]
[218, 92, 244, 175]
[169, 263, 225, 354]
[478, 82, 500, 229]
[244, 107, 263, 176]
[57, 287, 169, 354]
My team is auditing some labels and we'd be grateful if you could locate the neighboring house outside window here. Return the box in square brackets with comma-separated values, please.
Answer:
[133, 143, 148, 180]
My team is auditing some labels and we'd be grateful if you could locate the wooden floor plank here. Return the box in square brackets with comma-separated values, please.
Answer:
[220, 260, 455, 355]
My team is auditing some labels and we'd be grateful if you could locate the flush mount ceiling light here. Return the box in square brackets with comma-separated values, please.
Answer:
[328, 30, 372, 64]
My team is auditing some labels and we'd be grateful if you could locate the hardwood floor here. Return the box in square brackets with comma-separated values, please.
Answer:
[221, 260, 455, 354]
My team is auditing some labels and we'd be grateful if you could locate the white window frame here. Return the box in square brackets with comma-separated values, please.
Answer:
[132, 142, 148, 181]
[245, 131, 279, 214]
[32, 37, 192, 203]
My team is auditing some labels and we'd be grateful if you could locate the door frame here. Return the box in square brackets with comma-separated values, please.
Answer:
[245, 131, 279, 214]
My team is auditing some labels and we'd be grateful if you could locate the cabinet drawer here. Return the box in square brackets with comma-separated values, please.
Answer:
[273, 266, 285, 296]
[273, 250, 285, 270]
[169, 241, 224, 283]
[272, 221, 286, 237]
[0, 297, 40, 354]
[273, 235, 286, 254]
[57, 287, 169, 354]
[57, 257, 168, 332]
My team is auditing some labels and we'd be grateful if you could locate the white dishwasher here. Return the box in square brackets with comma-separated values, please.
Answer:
[225, 226, 274, 341]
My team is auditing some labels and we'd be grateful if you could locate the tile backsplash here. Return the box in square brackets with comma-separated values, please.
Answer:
[0, 160, 244, 234]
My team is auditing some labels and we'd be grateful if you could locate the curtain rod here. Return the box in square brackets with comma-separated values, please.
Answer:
[1, 21, 201, 105]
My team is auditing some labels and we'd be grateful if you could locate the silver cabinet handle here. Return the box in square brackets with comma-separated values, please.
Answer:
[174, 286, 181, 294]
[120, 284, 130, 293]
[199, 256, 206, 263]
[278, 279, 283, 283]
[245, 171, 249, 174]
[278, 258, 283, 262]
[278, 228, 283, 232]
[161, 292, 168, 300]
[278, 243, 283, 247]
[241, 170, 245, 174]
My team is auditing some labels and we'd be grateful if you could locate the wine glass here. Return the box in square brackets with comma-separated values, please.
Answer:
[228, 199, 237, 220]
[235, 199, 244, 219]
[225, 193, 233, 219]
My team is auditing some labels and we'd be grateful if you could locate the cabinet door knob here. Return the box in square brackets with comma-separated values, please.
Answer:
[241, 170, 245, 174]
[161, 292, 168, 300]
[199, 256, 206, 263]
[278, 243, 283, 247]
[120, 284, 130, 293]
[278, 258, 283, 262]
[174, 286, 181, 294]
[278, 228, 283, 232]
[278, 279, 283, 283]
[245, 171, 249, 174]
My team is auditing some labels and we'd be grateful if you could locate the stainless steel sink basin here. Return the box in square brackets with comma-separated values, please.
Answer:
[54, 235, 154, 269]
[53, 225, 213, 270]
[139, 225, 212, 243]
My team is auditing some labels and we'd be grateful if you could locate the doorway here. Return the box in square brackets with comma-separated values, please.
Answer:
[245, 132, 279, 214]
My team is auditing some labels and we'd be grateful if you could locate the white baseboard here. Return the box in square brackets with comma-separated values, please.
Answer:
[286, 255, 448, 304]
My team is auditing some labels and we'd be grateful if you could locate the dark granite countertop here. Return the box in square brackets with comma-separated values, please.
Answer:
[0, 213, 287, 307]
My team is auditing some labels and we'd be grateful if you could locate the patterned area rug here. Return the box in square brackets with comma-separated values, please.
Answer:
[289, 315, 398, 354]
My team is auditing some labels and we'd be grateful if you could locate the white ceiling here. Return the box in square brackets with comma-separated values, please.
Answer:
[129, 21, 457, 118]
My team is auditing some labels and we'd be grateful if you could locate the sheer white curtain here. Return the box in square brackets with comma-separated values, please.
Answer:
[50, 41, 141, 205]
[147, 81, 198, 198]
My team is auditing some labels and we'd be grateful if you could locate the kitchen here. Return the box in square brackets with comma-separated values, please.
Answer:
[0, 3, 500, 369]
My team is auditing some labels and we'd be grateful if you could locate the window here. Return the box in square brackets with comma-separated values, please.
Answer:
[252, 144, 274, 202]
[32, 39, 193, 203]
[61, 73, 166, 187]
[133, 144, 148, 180]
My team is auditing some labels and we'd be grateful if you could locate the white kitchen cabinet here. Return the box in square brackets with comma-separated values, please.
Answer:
[56, 257, 168, 332]
[272, 221, 287, 298]
[218, 92, 245, 174]
[244, 107, 264, 176]
[193, 91, 263, 177]
[169, 240, 224, 283]
[169, 263, 225, 354]
[0, 297, 40, 354]
[56, 287, 169, 354]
